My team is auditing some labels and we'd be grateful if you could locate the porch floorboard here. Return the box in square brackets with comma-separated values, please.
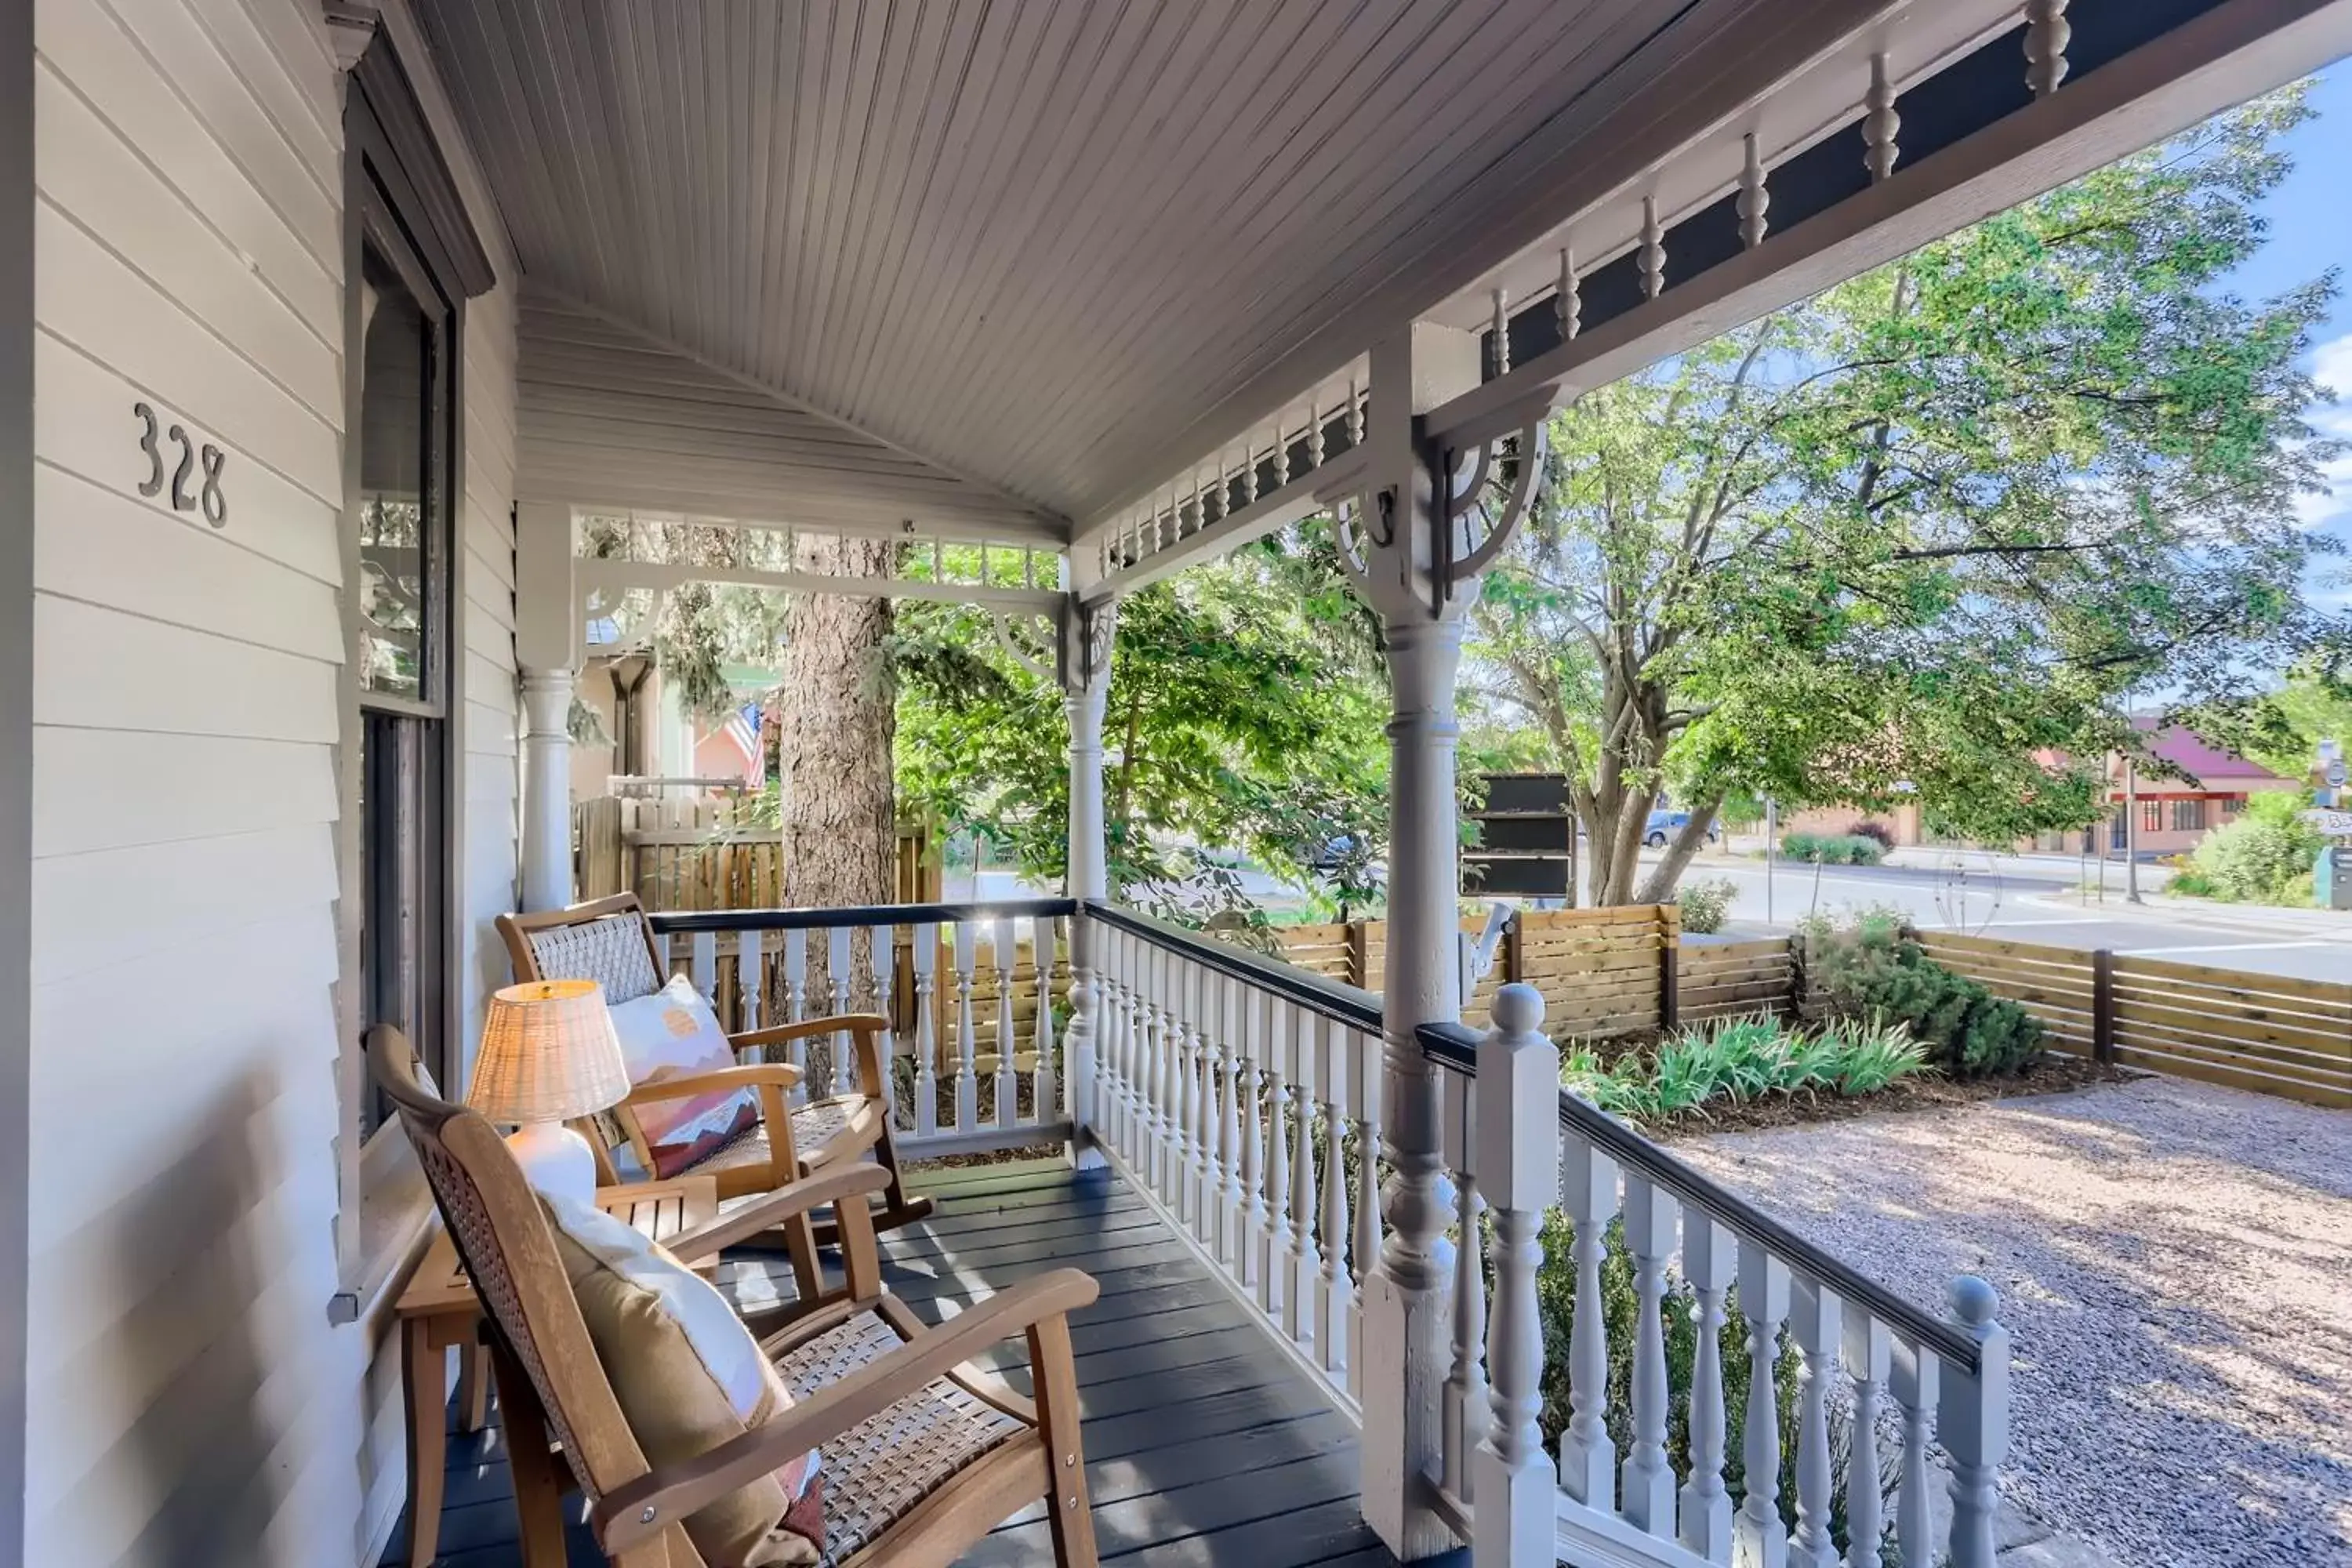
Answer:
[384, 1158, 1406, 1568]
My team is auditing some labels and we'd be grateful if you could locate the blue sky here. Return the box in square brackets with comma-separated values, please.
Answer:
[2229, 67, 2352, 613]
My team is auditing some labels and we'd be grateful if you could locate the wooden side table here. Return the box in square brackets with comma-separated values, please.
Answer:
[394, 1175, 720, 1567]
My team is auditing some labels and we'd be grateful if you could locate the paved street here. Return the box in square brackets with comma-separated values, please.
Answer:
[1682, 849, 2352, 982]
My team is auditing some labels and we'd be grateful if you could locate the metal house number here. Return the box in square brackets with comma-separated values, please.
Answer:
[132, 401, 228, 527]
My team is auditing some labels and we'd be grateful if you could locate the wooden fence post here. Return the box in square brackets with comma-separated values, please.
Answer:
[1657, 906, 1680, 1033]
[1346, 919, 1371, 991]
[2090, 948, 2116, 1064]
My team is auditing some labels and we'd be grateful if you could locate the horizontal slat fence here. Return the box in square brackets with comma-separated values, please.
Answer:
[1915, 931, 2351, 1108]
[1678, 935, 1798, 1023]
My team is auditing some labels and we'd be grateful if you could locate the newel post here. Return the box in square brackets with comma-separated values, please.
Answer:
[1059, 597, 1116, 1171]
[1472, 985, 1559, 1568]
[1941, 1276, 2011, 1568]
[515, 500, 579, 912]
[1336, 321, 1550, 1559]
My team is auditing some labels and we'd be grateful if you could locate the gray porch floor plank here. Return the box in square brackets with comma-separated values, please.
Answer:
[384, 1159, 1402, 1568]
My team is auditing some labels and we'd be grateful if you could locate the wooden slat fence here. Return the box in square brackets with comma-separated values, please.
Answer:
[574, 793, 936, 912]
[1915, 931, 2350, 1108]
[1679, 935, 1798, 1024]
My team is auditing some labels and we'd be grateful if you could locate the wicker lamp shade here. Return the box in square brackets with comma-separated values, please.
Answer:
[470, 978, 632, 1125]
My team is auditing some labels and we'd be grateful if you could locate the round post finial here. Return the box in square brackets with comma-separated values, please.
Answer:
[1492, 982, 1545, 1039]
[1948, 1274, 1999, 1327]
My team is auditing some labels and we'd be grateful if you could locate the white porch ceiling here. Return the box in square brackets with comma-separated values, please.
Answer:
[416, 0, 1926, 535]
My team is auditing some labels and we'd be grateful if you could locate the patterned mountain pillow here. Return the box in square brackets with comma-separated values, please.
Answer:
[604, 973, 759, 1174]
[543, 1192, 823, 1566]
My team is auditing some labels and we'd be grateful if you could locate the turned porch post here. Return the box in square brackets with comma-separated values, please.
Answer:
[1060, 597, 1117, 1171]
[1337, 322, 1549, 1559]
[515, 501, 578, 912]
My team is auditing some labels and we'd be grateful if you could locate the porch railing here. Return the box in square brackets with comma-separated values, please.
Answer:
[1421, 1000, 2010, 1568]
[1087, 900, 1390, 1415]
[645, 898, 1078, 1160]
[648, 898, 2010, 1567]
[1081, 903, 2011, 1568]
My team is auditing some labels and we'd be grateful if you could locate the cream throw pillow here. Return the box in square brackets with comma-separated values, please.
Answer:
[604, 974, 756, 1151]
[543, 1194, 822, 1566]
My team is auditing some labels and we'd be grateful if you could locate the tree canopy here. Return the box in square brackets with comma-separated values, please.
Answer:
[895, 532, 1390, 924]
[1466, 87, 2348, 904]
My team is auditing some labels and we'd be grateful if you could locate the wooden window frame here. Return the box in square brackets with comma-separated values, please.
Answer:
[333, 31, 488, 1312]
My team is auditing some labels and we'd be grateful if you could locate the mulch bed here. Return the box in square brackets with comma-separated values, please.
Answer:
[1639, 1052, 2130, 1143]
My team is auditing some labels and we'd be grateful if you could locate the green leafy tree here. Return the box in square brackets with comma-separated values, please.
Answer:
[1468, 89, 2347, 906]
[896, 531, 1390, 926]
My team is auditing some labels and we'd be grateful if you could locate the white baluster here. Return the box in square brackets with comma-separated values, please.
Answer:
[735, 931, 762, 1044]
[1151, 943, 1177, 1198]
[1621, 1174, 1679, 1536]
[1116, 929, 1143, 1163]
[2026, 0, 2070, 97]
[653, 927, 673, 978]
[1306, 391, 1327, 470]
[1865, 54, 1900, 183]
[1351, 1022, 1381, 1362]
[1033, 916, 1058, 1127]
[1639, 194, 1665, 299]
[1558, 245, 1581, 341]
[1737, 1243, 1792, 1568]
[1217, 971, 1246, 1269]
[868, 926, 898, 1130]
[1842, 1316, 1891, 1568]
[1892, 1339, 1938, 1566]
[1262, 995, 1291, 1321]
[1319, 1069, 1350, 1378]
[1681, 1213, 1737, 1562]
[1199, 967, 1229, 1247]
[993, 915, 1017, 1129]
[912, 924, 938, 1139]
[1287, 1006, 1320, 1354]
[1173, 959, 1201, 1228]
[1472, 985, 1557, 1568]
[1243, 434, 1260, 504]
[953, 920, 979, 1133]
[1790, 1279, 1842, 1568]
[1345, 375, 1363, 448]
[1490, 287, 1510, 377]
[1558, 1140, 1620, 1508]
[1739, 135, 1769, 249]
[691, 931, 718, 1011]
[828, 924, 854, 1096]
[784, 929, 810, 1105]
[1440, 1063, 1483, 1504]
[1941, 1279, 2009, 1568]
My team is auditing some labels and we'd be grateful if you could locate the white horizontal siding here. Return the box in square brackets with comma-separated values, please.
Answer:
[23, 2, 494, 1566]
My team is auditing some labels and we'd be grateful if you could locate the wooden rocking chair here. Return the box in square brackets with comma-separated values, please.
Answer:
[498, 895, 933, 1239]
[371, 1025, 1099, 1568]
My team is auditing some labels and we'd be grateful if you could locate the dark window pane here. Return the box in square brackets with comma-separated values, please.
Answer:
[358, 245, 434, 702]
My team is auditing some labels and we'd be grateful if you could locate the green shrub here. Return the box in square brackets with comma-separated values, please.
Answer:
[1780, 832, 1886, 866]
[1807, 924, 2043, 1076]
[2181, 793, 2321, 905]
[1677, 877, 1739, 934]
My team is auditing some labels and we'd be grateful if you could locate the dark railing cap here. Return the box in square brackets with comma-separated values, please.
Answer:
[648, 897, 1076, 934]
[1081, 898, 1385, 1034]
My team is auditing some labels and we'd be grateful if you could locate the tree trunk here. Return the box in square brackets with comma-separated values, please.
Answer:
[1633, 791, 1726, 904]
[779, 535, 897, 913]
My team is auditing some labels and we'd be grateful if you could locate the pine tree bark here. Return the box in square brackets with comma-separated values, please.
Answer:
[779, 536, 897, 913]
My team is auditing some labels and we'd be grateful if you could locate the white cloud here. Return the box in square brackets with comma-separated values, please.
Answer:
[2295, 332, 2352, 529]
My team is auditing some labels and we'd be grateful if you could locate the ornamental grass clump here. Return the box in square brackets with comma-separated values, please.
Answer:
[1561, 1012, 1928, 1122]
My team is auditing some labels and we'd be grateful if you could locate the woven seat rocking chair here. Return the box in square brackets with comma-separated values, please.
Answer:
[371, 1025, 1100, 1568]
[498, 895, 934, 1243]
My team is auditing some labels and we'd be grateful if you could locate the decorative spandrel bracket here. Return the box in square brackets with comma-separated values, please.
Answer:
[1323, 403, 1549, 626]
[1054, 596, 1118, 696]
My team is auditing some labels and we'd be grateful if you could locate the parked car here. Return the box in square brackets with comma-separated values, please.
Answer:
[1643, 808, 1719, 848]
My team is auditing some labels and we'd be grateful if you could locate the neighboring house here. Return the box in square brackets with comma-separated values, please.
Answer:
[2026, 720, 2300, 857]
[1780, 801, 1927, 847]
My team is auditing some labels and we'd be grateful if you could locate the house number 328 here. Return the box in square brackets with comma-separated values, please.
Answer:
[132, 401, 227, 527]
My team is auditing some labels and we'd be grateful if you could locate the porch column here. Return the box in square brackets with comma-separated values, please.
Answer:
[519, 670, 574, 911]
[1060, 597, 1117, 1171]
[515, 501, 579, 912]
[1337, 322, 1550, 1559]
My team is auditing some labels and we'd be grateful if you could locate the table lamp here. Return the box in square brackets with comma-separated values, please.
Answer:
[468, 978, 632, 1205]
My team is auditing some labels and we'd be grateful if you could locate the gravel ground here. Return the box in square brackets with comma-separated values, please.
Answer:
[1675, 1075, 2352, 1568]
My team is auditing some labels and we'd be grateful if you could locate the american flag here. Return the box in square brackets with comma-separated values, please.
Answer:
[722, 700, 764, 774]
